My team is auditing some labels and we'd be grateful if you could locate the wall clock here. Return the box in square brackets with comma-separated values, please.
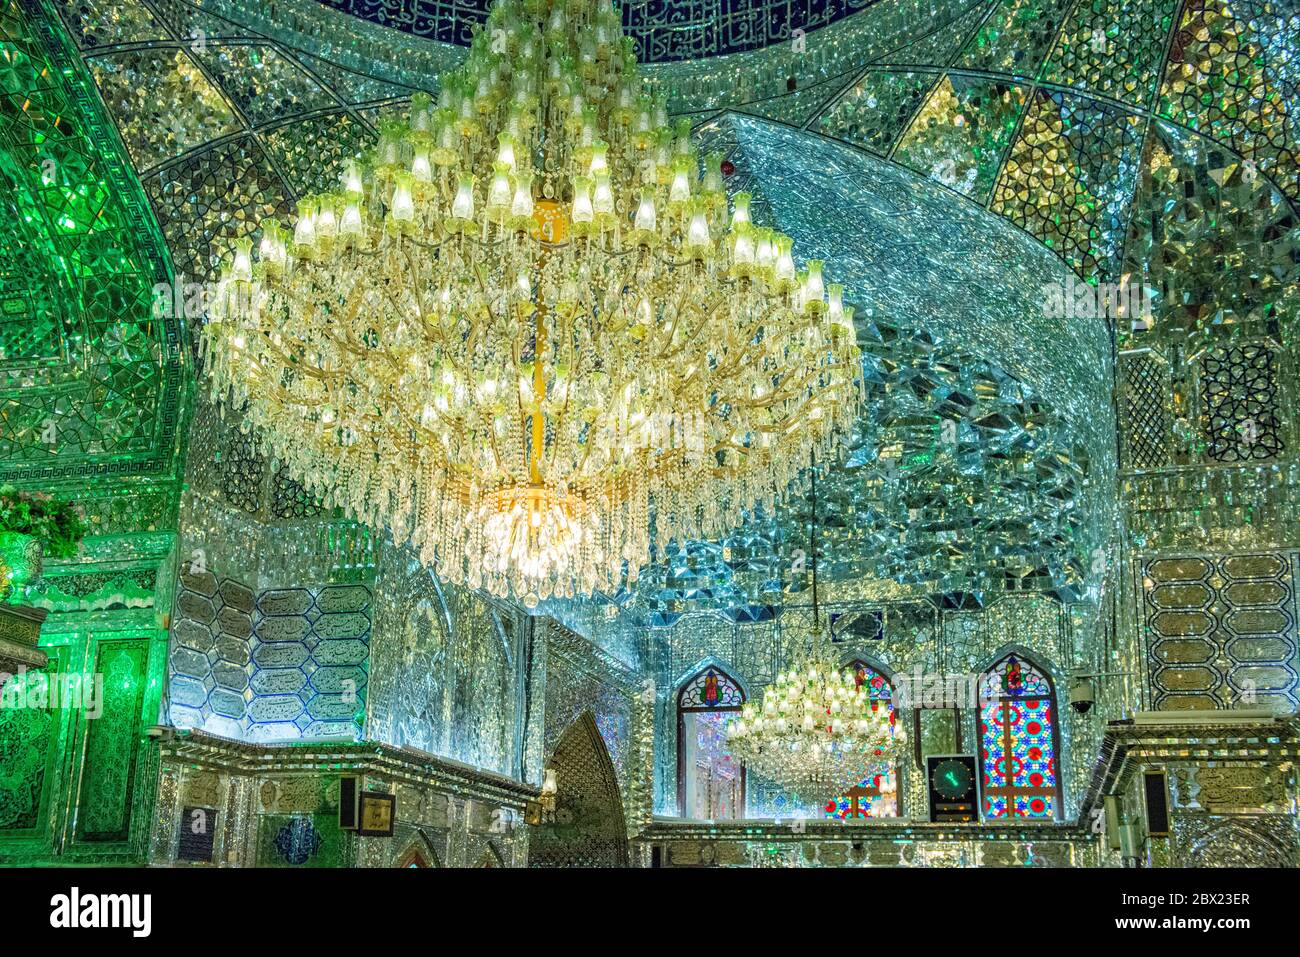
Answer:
[926, 754, 979, 823]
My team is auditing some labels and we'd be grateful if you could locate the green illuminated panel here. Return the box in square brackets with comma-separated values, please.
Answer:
[0, 648, 65, 840]
[0, 0, 187, 489]
[75, 637, 151, 843]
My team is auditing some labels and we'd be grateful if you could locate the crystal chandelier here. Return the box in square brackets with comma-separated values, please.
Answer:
[726, 456, 902, 801]
[202, 0, 862, 606]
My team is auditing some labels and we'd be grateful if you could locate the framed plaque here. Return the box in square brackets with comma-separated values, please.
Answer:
[356, 791, 396, 837]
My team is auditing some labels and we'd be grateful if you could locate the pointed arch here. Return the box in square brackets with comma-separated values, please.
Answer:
[977, 642, 1064, 685]
[823, 657, 901, 819]
[672, 655, 751, 700]
[528, 711, 629, 867]
[394, 830, 442, 868]
[977, 650, 1063, 820]
[475, 842, 505, 868]
[677, 663, 746, 819]
[1185, 818, 1294, 868]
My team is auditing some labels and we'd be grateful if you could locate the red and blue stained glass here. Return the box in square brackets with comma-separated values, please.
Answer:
[679, 668, 744, 709]
[979, 654, 1058, 819]
[825, 661, 899, 820]
[679, 667, 746, 818]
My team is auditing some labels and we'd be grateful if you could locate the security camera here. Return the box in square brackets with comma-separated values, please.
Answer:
[1068, 677, 1095, 715]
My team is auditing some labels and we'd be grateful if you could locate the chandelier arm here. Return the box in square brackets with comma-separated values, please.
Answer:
[244, 379, 354, 451]
[399, 243, 433, 333]
[729, 378, 827, 411]
[241, 327, 338, 385]
[651, 302, 707, 363]
[338, 275, 474, 416]
[705, 311, 795, 374]
[315, 297, 479, 445]
[642, 275, 700, 359]
[432, 309, 480, 398]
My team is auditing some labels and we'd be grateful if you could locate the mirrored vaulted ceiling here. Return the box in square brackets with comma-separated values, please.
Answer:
[616, 113, 1113, 628]
[43, 0, 1298, 629]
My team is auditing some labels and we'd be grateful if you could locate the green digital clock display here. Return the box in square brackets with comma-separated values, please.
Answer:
[926, 755, 979, 822]
[930, 758, 974, 799]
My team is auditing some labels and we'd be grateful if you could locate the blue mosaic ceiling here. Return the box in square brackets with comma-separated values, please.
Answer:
[315, 0, 881, 61]
[576, 114, 1115, 625]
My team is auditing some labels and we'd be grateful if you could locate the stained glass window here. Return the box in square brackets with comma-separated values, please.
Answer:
[677, 667, 745, 819]
[825, 661, 899, 820]
[978, 654, 1061, 820]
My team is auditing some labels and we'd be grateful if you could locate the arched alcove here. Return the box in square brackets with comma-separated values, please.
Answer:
[527, 711, 629, 868]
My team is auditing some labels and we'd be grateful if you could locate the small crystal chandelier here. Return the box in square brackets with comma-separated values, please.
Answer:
[202, 0, 862, 607]
[726, 454, 902, 801]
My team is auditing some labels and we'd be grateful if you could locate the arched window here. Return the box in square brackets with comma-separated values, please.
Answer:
[677, 666, 745, 819]
[978, 653, 1061, 820]
[825, 661, 899, 819]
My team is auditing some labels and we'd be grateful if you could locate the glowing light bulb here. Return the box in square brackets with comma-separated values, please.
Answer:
[488, 162, 512, 210]
[391, 174, 415, 223]
[592, 173, 614, 216]
[411, 147, 432, 183]
[571, 176, 593, 223]
[452, 173, 476, 221]
[634, 189, 656, 233]
[496, 132, 517, 171]
[511, 172, 535, 219]
[231, 238, 253, 282]
[732, 191, 751, 226]
[669, 159, 691, 204]
[293, 199, 316, 251]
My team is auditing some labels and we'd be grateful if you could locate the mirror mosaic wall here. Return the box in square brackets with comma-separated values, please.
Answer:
[0, 0, 1295, 870]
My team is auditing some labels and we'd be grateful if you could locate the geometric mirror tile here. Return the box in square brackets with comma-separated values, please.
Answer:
[1199, 343, 1285, 464]
[148, 0, 251, 42]
[262, 112, 376, 198]
[1042, 0, 1181, 108]
[0, 0, 184, 490]
[88, 47, 241, 170]
[873, 3, 990, 68]
[192, 43, 336, 126]
[1158, 0, 1300, 198]
[991, 89, 1145, 277]
[736, 71, 861, 128]
[1118, 349, 1172, 471]
[1143, 553, 1299, 714]
[146, 134, 292, 284]
[168, 571, 371, 743]
[287, 51, 424, 103]
[816, 70, 941, 155]
[894, 74, 1030, 202]
[957, 0, 1077, 77]
[57, 0, 167, 50]
[1119, 121, 1299, 349]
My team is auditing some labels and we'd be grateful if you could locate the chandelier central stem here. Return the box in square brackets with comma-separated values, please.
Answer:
[530, 257, 548, 487]
[810, 448, 819, 632]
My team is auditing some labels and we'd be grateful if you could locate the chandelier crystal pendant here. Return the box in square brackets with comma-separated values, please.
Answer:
[726, 455, 903, 802]
[203, 0, 863, 606]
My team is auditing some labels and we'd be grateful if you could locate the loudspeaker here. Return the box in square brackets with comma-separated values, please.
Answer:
[339, 775, 361, 830]
[1143, 769, 1170, 836]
